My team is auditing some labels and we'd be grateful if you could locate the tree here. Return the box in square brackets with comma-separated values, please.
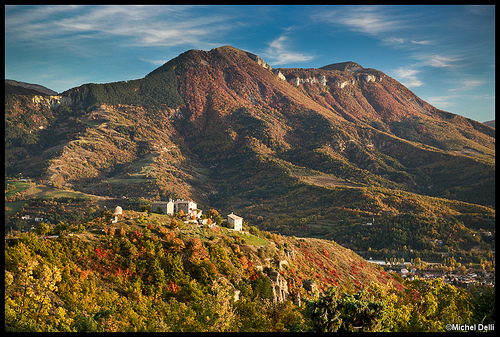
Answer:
[251, 274, 274, 300]
[36, 222, 51, 236]
[305, 287, 385, 332]
[403, 278, 472, 331]
[5, 259, 62, 331]
[170, 218, 178, 230]
[215, 215, 223, 226]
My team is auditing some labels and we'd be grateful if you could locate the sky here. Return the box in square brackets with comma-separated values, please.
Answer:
[5, 5, 495, 122]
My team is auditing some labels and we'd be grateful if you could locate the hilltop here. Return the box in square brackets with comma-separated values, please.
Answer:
[5, 79, 59, 96]
[5, 206, 484, 332]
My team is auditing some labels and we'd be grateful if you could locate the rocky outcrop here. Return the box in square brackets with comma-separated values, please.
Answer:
[267, 268, 289, 303]
[290, 76, 326, 86]
[302, 279, 318, 294]
[32, 95, 72, 110]
[290, 73, 381, 87]
[273, 69, 286, 81]
[334, 78, 356, 88]
[246, 52, 273, 71]
[355, 73, 378, 83]
[247, 52, 288, 82]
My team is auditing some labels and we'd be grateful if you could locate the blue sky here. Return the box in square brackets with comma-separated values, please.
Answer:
[5, 5, 495, 122]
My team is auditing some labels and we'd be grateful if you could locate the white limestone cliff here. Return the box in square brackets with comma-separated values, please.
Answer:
[32, 95, 73, 109]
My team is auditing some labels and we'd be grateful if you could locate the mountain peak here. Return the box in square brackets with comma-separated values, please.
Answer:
[320, 61, 363, 72]
[5, 79, 58, 96]
[146, 45, 272, 77]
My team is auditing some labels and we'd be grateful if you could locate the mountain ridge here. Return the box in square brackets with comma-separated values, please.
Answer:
[5, 79, 59, 96]
[5, 45, 495, 220]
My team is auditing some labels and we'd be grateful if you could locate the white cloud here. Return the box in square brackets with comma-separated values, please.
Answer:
[263, 33, 315, 65]
[425, 54, 462, 68]
[425, 96, 455, 107]
[392, 67, 423, 87]
[410, 39, 432, 45]
[316, 6, 404, 36]
[449, 79, 485, 92]
[6, 5, 239, 49]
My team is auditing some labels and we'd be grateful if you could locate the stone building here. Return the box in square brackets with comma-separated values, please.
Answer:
[152, 200, 174, 215]
[173, 199, 197, 217]
[227, 213, 243, 231]
[152, 199, 200, 218]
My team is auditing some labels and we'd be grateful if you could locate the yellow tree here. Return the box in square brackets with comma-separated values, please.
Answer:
[5, 259, 62, 331]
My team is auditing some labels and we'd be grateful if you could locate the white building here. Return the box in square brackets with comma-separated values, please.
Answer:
[114, 206, 123, 215]
[152, 199, 199, 218]
[173, 199, 197, 217]
[227, 213, 243, 231]
[152, 200, 174, 215]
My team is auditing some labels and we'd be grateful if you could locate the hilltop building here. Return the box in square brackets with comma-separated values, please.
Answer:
[152, 200, 174, 215]
[114, 206, 123, 215]
[227, 213, 243, 231]
[152, 199, 200, 218]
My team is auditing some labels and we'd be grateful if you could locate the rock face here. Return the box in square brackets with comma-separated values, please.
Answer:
[273, 69, 286, 81]
[355, 73, 378, 83]
[32, 95, 73, 109]
[267, 268, 289, 303]
[289, 73, 380, 87]
[334, 78, 356, 88]
[246, 52, 273, 71]
[290, 76, 327, 86]
[302, 279, 318, 294]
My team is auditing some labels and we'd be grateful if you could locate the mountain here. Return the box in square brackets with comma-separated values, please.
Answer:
[483, 120, 495, 128]
[5, 45, 495, 235]
[5, 79, 59, 96]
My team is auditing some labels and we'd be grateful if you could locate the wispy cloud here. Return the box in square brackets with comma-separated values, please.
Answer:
[263, 32, 315, 65]
[410, 40, 432, 45]
[5, 5, 239, 50]
[448, 79, 485, 92]
[315, 6, 405, 36]
[423, 54, 463, 68]
[392, 67, 423, 87]
[313, 6, 469, 72]
[425, 95, 455, 107]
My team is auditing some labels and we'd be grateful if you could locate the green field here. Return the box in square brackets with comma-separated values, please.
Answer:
[4, 180, 31, 198]
[23, 185, 96, 199]
[230, 231, 270, 246]
[5, 180, 97, 216]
